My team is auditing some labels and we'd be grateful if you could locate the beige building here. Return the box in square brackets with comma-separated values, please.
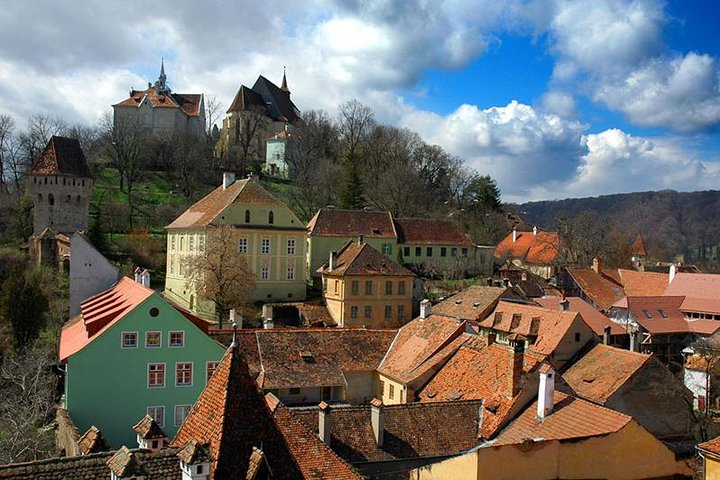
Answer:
[165, 173, 307, 320]
[318, 240, 415, 328]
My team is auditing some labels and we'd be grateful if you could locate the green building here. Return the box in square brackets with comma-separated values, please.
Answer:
[59, 276, 224, 447]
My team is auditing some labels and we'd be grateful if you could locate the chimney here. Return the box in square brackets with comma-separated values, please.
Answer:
[222, 172, 235, 190]
[521, 271, 527, 281]
[486, 332, 496, 346]
[140, 269, 150, 288]
[486, 277, 493, 287]
[559, 297, 569, 311]
[512, 226, 517, 243]
[230, 309, 242, 329]
[318, 402, 331, 444]
[247, 173, 259, 181]
[419, 299, 431, 319]
[133, 267, 142, 283]
[532, 226, 538, 236]
[508, 338, 525, 398]
[262, 304, 273, 322]
[603, 325, 611, 345]
[629, 329, 637, 352]
[592, 256, 602, 274]
[357, 235, 364, 245]
[328, 251, 337, 271]
[537, 365, 555, 420]
[370, 398, 385, 447]
[263, 317, 274, 329]
[669, 264, 676, 284]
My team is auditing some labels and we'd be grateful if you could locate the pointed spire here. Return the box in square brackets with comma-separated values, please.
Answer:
[155, 58, 170, 94]
[281, 66, 290, 93]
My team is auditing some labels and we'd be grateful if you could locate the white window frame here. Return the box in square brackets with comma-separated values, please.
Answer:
[175, 362, 193, 387]
[261, 237, 271, 255]
[189, 235, 195, 252]
[286, 266, 295, 280]
[198, 235, 205, 252]
[148, 363, 166, 388]
[287, 238, 296, 255]
[169, 331, 185, 348]
[147, 405, 165, 427]
[145, 331, 162, 348]
[261, 265, 270, 280]
[170, 234, 176, 251]
[121, 331, 138, 349]
[174, 404, 192, 427]
[206, 361, 219, 385]
[238, 237, 248, 254]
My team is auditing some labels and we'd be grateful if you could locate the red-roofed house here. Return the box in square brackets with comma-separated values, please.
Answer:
[494, 226, 559, 279]
[535, 296, 627, 346]
[665, 271, 720, 320]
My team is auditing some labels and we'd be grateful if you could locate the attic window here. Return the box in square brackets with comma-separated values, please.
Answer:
[299, 351, 314, 362]
[582, 377, 595, 383]
[473, 302, 480, 308]
[658, 309, 668, 318]
[372, 228, 381, 234]
[485, 398, 500, 414]
[642, 309, 652, 319]
[455, 300, 462, 305]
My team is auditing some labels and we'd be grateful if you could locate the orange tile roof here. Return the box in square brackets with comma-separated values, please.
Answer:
[665, 272, 720, 315]
[618, 269, 668, 297]
[114, 88, 202, 117]
[393, 217, 474, 246]
[566, 267, 625, 311]
[167, 177, 294, 229]
[630, 232, 648, 256]
[378, 315, 467, 386]
[494, 229, 559, 265]
[627, 296, 720, 335]
[698, 436, 720, 456]
[307, 208, 397, 238]
[685, 354, 711, 372]
[318, 241, 414, 277]
[417, 336, 544, 438]
[479, 301, 582, 357]
[562, 344, 652, 404]
[432, 286, 513, 322]
[59, 277, 153, 362]
[535, 296, 625, 336]
[30, 136, 92, 177]
[493, 391, 632, 445]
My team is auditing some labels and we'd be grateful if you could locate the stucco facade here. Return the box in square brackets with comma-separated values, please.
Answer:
[309, 235, 397, 282]
[69, 235, 121, 317]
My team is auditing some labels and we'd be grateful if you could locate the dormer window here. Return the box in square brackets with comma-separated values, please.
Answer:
[642, 309, 652, 319]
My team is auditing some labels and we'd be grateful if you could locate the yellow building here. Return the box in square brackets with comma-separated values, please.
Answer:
[318, 239, 415, 328]
[698, 436, 720, 480]
[165, 173, 306, 320]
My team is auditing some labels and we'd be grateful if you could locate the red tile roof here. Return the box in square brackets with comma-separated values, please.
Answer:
[307, 208, 397, 238]
[317, 241, 414, 277]
[698, 436, 720, 456]
[665, 272, 720, 315]
[535, 296, 625, 336]
[627, 296, 720, 335]
[291, 400, 483, 463]
[417, 336, 544, 438]
[630, 232, 647, 256]
[378, 315, 468, 387]
[618, 269, 668, 297]
[132, 415, 167, 440]
[566, 267, 625, 311]
[77, 426, 111, 455]
[30, 136, 92, 177]
[562, 344, 652, 403]
[171, 345, 361, 479]
[432, 286, 514, 322]
[393, 217, 474, 246]
[494, 229, 559, 265]
[493, 391, 632, 445]
[114, 88, 202, 117]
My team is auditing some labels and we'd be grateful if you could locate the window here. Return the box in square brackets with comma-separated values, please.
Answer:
[365, 306, 372, 319]
[398, 305, 405, 320]
[384, 305, 392, 319]
[174, 404, 192, 426]
[245, 209, 251, 223]
[148, 364, 165, 388]
[451, 248, 457, 257]
[122, 332, 138, 349]
[574, 332, 581, 342]
[286, 266, 295, 280]
[170, 257, 175, 275]
[261, 265, 270, 280]
[350, 306, 359, 319]
[642, 309, 652, 319]
[147, 406, 165, 427]
[461, 248, 468, 257]
[268, 211, 274, 224]
[171, 234, 176, 251]
[365, 280, 373, 295]
[180, 237, 185, 251]
[238, 238, 248, 253]
[351, 280, 359, 295]
[426, 247, 433, 257]
[169, 331, 185, 348]
[287, 238, 296, 255]
[176, 362, 193, 386]
[198, 235, 205, 252]
[403, 246, 410, 256]
[145, 331, 161, 348]
[398, 281, 406, 295]
[385, 281, 393, 295]
[149, 307, 159, 317]
[440, 247, 447, 257]
[189, 235, 195, 252]
[415, 247, 422, 257]
[382, 243, 392, 255]
[261, 238, 271, 255]
[389, 384, 395, 400]
[206, 361, 219, 385]
[334, 280, 338, 294]
[659, 309, 668, 318]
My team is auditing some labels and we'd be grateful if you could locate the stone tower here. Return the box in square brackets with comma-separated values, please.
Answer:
[28, 136, 93, 235]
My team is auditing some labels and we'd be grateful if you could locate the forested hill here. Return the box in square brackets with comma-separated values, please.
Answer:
[513, 190, 720, 264]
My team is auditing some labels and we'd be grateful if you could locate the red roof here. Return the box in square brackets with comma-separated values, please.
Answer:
[566, 267, 625, 311]
[698, 436, 720, 456]
[630, 232, 647, 256]
[393, 217, 474, 246]
[432, 286, 513, 322]
[317, 241, 414, 277]
[535, 296, 625, 336]
[494, 229, 559, 265]
[665, 272, 720, 315]
[30, 136, 92, 177]
[618, 269, 668, 297]
[307, 208, 396, 238]
[628, 296, 720, 335]
[114, 88, 202, 117]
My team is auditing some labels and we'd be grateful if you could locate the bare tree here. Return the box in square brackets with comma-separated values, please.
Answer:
[183, 226, 255, 327]
[217, 107, 269, 174]
[18, 113, 68, 169]
[337, 100, 375, 160]
[0, 115, 15, 193]
[204, 93, 223, 136]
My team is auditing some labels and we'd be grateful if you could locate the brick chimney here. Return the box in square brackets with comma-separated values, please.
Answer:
[370, 398, 385, 447]
[486, 332, 496, 346]
[537, 365, 555, 420]
[592, 256, 602, 274]
[603, 325, 611, 345]
[222, 172, 235, 190]
[318, 402, 331, 444]
[559, 297, 569, 311]
[420, 299, 431, 320]
[507, 338, 525, 398]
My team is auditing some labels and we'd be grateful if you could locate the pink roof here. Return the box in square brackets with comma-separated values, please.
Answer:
[627, 296, 720, 335]
[535, 297, 625, 336]
[664, 273, 720, 315]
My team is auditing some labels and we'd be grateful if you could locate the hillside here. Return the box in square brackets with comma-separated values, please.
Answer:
[513, 190, 720, 264]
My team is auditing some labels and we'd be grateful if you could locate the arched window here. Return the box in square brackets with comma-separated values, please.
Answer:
[48, 194, 54, 206]
[245, 210, 251, 223]
[269, 211, 274, 224]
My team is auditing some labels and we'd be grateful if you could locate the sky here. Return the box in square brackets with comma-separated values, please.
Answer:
[0, 0, 719, 203]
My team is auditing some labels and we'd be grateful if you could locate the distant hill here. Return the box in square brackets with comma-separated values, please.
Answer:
[511, 190, 720, 264]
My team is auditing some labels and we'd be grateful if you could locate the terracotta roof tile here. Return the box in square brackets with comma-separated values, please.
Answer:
[665, 272, 720, 315]
[30, 136, 92, 177]
[562, 344, 652, 403]
[133, 414, 167, 440]
[493, 391, 632, 445]
[308, 208, 397, 238]
[175, 440, 211, 465]
[114, 88, 202, 117]
[698, 436, 720, 456]
[318, 241, 414, 277]
[627, 296, 720, 335]
[566, 267, 625, 311]
[618, 269, 668, 297]
[77, 425, 111, 454]
[494, 229, 559, 265]
[630, 232, 648, 256]
[535, 296, 625, 336]
[393, 217, 474, 246]
[432, 286, 514, 322]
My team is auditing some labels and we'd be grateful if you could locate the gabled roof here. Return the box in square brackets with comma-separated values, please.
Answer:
[114, 88, 203, 117]
[617, 269, 668, 297]
[417, 336, 544, 438]
[432, 286, 514, 322]
[226, 85, 267, 113]
[630, 232, 647, 256]
[664, 272, 720, 315]
[77, 426, 111, 455]
[171, 344, 361, 479]
[698, 436, 720, 456]
[627, 296, 720, 335]
[393, 217, 474, 246]
[107, 447, 145, 478]
[167, 177, 296, 229]
[562, 344, 652, 404]
[30, 136, 92, 178]
[317, 241, 414, 277]
[378, 314, 468, 387]
[133, 414, 167, 440]
[494, 229, 559, 265]
[291, 400, 483, 463]
[493, 391, 632, 446]
[566, 267, 624, 311]
[308, 208, 397, 238]
[535, 296, 625, 336]
[252, 75, 300, 123]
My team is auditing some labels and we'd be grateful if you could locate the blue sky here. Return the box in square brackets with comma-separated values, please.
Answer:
[0, 0, 718, 202]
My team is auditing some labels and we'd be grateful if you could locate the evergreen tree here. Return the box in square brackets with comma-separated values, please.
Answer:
[0, 267, 49, 349]
[339, 160, 364, 209]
